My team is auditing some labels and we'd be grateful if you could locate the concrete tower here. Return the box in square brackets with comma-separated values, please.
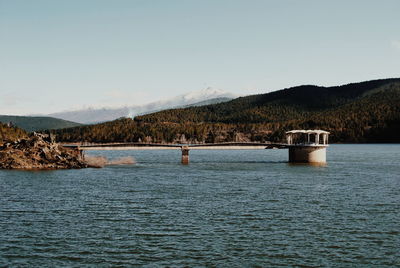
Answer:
[286, 130, 330, 164]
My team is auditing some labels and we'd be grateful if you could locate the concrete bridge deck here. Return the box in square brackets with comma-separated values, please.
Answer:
[63, 142, 289, 151]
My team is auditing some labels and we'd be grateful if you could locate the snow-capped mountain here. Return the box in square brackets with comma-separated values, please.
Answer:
[181, 87, 232, 102]
[47, 87, 237, 124]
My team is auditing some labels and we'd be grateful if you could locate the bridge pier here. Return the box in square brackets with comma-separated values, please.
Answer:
[74, 147, 85, 161]
[181, 146, 189, 165]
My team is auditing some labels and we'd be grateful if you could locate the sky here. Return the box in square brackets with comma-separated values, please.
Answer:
[1, 0, 399, 115]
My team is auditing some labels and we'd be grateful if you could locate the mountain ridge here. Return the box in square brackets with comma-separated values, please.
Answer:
[52, 78, 400, 143]
[136, 78, 400, 124]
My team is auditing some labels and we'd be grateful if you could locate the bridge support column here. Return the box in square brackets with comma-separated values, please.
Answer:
[288, 146, 327, 164]
[75, 147, 85, 161]
[181, 146, 189, 165]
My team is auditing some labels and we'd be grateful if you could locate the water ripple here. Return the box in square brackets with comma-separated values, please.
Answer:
[1, 146, 399, 267]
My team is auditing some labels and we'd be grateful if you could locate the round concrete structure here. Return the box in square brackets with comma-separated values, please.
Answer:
[288, 146, 327, 164]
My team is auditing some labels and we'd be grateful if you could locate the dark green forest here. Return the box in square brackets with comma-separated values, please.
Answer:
[52, 78, 400, 143]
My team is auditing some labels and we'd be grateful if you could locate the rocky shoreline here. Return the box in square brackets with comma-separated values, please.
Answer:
[0, 133, 88, 170]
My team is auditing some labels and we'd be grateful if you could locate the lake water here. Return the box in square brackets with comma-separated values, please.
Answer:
[1, 144, 399, 267]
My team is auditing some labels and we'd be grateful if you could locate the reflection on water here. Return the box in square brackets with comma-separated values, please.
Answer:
[1, 145, 399, 266]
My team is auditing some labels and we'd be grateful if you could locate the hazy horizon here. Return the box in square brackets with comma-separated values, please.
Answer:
[1, 0, 400, 115]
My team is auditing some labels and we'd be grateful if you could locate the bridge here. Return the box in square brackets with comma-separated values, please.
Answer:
[63, 130, 330, 164]
[65, 141, 288, 150]
[64, 142, 288, 164]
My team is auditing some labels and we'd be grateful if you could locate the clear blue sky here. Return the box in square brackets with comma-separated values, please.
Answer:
[1, 0, 399, 115]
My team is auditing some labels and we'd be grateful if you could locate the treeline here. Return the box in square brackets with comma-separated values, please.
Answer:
[52, 78, 400, 143]
[0, 123, 27, 144]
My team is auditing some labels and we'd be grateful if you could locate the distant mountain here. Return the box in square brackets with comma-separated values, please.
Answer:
[53, 78, 400, 143]
[0, 115, 81, 132]
[48, 108, 129, 125]
[47, 87, 236, 124]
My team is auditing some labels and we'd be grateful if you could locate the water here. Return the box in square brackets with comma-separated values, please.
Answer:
[1, 145, 399, 267]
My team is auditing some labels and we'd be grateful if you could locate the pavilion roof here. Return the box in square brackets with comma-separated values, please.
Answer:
[286, 129, 330, 134]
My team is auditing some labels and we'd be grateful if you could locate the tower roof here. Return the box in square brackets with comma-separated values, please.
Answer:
[286, 130, 330, 134]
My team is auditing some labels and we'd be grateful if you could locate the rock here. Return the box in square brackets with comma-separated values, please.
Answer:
[0, 132, 88, 170]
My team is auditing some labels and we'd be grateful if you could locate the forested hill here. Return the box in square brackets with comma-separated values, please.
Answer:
[0, 115, 81, 132]
[136, 78, 400, 124]
[53, 78, 400, 143]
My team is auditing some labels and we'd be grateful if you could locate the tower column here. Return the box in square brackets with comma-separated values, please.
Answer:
[288, 146, 327, 164]
[181, 146, 189, 165]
